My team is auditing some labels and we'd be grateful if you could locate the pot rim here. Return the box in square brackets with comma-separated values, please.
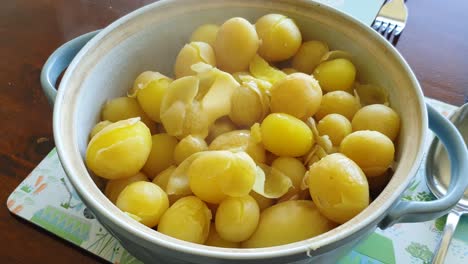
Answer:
[53, 0, 427, 260]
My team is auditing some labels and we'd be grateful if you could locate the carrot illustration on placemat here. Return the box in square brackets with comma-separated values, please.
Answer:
[34, 175, 44, 187]
[33, 183, 47, 195]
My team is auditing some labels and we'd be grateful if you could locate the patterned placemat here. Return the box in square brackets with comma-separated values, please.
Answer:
[6, 97, 467, 264]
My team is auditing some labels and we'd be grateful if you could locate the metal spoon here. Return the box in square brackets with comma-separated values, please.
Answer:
[426, 103, 468, 264]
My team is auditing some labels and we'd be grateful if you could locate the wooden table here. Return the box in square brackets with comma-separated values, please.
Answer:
[1, 0, 466, 263]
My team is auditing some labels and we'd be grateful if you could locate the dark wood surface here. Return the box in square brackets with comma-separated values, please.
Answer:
[0, 0, 466, 263]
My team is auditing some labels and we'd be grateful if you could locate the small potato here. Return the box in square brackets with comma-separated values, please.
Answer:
[190, 24, 219, 47]
[209, 130, 266, 164]
[101, 97, 156, 132]
[205, 227, 240, 248]
[86, 118, 152, 180]
[135, 75, 171, 123]
[242, 200, 335, 248]
[260, 113, 314, 157]
[230, 84, 267, 127]
[271, 157, 306, 191]
[142, 134, 178, 178]
[352, 104, 401, 141]
[173, 135, 208, 165]
[250, 191, 274, 211]
[206, 117, 237, 143]
[315, 91, 360, 121]
[308, 153, 369, 224]
[152, 166, 186, 205]
[292, 41, 329, 74]
[89, 120, 112, 140]
[215, 195, 260, 242]
[313, 58, 356, 92]
[255, 14, 302, 62]
[215, 17, 259, 72]
[270, 73, 322, 120]
[158, 196, 212, 244]
[116, 181, 169, 228]
[105, 172, 149, 203]
[174, 42, 216, 79]
[340, 131, 395, 177]
[317, 114, 352, 146]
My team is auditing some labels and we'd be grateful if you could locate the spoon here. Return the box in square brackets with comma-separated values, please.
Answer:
[426, 103, 468, 264]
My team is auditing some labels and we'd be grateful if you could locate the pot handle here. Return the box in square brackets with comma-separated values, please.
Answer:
[40, 30, 100, 106]
[379, 103, 468, 229]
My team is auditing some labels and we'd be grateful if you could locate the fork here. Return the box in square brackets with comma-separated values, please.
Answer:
[372, 0, 408, 45]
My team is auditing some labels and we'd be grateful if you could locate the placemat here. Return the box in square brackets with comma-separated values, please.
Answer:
[7, 98, 467, 264]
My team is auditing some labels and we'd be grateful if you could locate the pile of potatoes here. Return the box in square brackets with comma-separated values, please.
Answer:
[85, 13, 400, 248]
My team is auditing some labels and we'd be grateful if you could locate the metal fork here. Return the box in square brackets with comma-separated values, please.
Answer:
[372, 0, 408, 45]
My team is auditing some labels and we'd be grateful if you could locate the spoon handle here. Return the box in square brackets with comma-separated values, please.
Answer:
[432, 211, 461, 264]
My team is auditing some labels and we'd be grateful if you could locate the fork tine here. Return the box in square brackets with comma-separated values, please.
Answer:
[372, 20, 382, 31]
[387, 24, 396, 35]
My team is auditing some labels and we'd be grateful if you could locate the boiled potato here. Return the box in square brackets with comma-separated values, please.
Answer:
[292, 41, 329, 74]
[205, 227, 240, 248]
[260, 113, 314, 157]
[242, 200, 335, 248]
[190, 24, 219, 47]
[317, 114, 352, 146]
[116, 181, 169, 228]
[271, 157, 306, 191]
[308, 153, 369, 224]
[270, 72, 322, 120]
[215, 195, 260, 242]
[101, 97, 156, 132]
[352, 104, 400, 141]
[315, 91, 360, 121]
[215, 17, 259, 72]
[142, 134, 178, 178]
[86, 118, 152, 180]
[255, 14, 302, 61]
[340, 131, 395, 177]
[158, 196, 211, 244]
[209, 130, 266, 164]
[89, 120, 112, 139]
[313, 58, 356, 92]
[173, 135, 208, 165]
[174, 42, 216, 78]
[135, 74, 171, 123]
[105, 172, 149, 203]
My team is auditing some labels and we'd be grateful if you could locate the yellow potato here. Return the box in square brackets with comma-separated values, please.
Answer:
[352, 104, 400, 141]
[105, 172, 149, 204]
[215, 195, 260, 242]
[158, 196, 212, 244]
[260, 113, 314, 157]
[242, 200, 335, 248]
[292, 41, 329, 74]
[173, 135, 208, 165]
[142, 134, 178, 178]
[135, 75, 171, 123]
[255, 14, 302, 61]
[271, 157, 306, 191]
[215, 17, 259, 72]
[190, 24, 219, 47]
[308, 153, 369, 224]
[317, 114, 352, 146]
[174, 42, 216, 78]
[89, 120, 112, 140]
[205, 227, 240, 248]
[270, 73, 322, 120]
[116, 181, 169, 228]
[86, 118, 152, 180]
[209, 130, 266, 164]
[340, 131, 395, 177]
[101, 97, 156, 132]
[313, 58, 356, 92]
[315, 91, 360, 121]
